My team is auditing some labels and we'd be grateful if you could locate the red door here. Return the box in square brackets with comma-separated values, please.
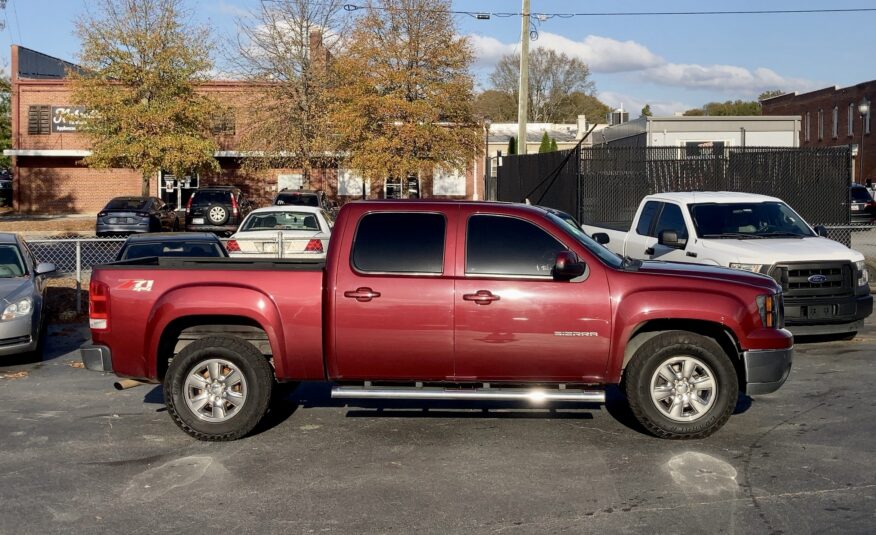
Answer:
[330, 211, 455, 381]
[454, 213, 612, 382]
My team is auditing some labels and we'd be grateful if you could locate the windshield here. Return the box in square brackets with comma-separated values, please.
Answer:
[0, 245, 25, 277]
[851, 187, 873, 202]
[120, 241, 225, 260]
[689, 202, 815, 238]
[276, 193, 319, 207]
[105, 198, 149, 211]
[546, 212, 624, 268]
[241, 211, 321, 231]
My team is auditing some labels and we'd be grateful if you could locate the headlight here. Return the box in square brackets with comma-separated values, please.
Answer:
[756, 294, 783, 329]
[2, 297, 32, 321]
[730, 263, 762, 272]
[856, 260, 869, 286]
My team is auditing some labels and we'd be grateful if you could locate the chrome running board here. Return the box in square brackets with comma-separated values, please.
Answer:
[331, 385, 605, 403]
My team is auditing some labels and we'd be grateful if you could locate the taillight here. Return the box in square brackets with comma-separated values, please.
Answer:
[231, 194, 239, 217]
[304, 239, 323, 253]
[89, 280, 109, 330]
[186, 196, 194, 213]
[226, 239, 241, 252]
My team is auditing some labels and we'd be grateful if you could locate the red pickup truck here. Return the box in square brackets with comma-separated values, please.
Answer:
[81, 201, 793, 441]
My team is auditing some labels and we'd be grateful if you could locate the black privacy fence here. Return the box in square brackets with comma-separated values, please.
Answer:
[496, 145, 854, 244]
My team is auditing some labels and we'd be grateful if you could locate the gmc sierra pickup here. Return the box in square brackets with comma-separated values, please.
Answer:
[81, 201, 793, 441]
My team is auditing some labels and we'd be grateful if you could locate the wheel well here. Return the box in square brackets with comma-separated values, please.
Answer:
[157, 315, 271, 380]
[622, 319, 743, 378]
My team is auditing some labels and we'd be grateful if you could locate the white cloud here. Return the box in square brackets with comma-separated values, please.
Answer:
[533, 33, 664, 73]
[467, 32, 816, 96]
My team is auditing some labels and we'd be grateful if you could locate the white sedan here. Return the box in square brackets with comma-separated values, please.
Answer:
[227, 206, 333, 259]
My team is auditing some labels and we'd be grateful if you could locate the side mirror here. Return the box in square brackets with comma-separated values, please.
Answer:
[592, 232, 610, 245]
[553, 251, 586, 281]
[658, 229, 682, 248]
[35, 262, 56, 276]
[814, 225, 828, 237]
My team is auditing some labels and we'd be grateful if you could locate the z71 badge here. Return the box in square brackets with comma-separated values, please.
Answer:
[117, 279, 154, 292]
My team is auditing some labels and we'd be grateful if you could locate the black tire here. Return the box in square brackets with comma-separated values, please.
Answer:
[164, 335, 274, 441]
[624, 331, 738, 439]
[206, 204, 229, 225]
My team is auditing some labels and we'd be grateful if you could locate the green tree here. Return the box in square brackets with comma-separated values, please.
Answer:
[641, 104, 652, 117]
[683, 99, 762, 117]
[549, 138, 558, 151]
[70, 0, 219, 196]
[538, 131, 551, 153]
[474, 89, 517, 121]
[759, 90, 785, 101]
[332, 0, 480, 195]
[489, 48, 597, 122]
[0, 76, 10, 169]
[507, 136, 517, 155]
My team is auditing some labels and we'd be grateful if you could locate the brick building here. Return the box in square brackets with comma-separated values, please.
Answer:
[762, 81, 874, 182]
[5, 45, 483, 213]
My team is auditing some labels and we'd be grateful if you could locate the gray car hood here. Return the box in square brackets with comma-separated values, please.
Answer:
[0, 278, 33, 304]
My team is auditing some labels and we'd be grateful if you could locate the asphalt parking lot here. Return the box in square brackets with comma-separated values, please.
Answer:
[1, 321, 875, 534]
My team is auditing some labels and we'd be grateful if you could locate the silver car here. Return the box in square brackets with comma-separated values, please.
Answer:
[0, 233, 55, 357]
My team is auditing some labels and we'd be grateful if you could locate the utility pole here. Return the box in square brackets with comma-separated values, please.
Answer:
[517, 0, 530, 155]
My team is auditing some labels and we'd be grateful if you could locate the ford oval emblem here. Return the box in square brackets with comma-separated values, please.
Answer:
[808, 274, 828, 284]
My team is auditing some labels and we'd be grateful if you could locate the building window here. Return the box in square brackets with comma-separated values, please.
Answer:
[210, 110, 235, 135]
[832, 106, 838, 139]
[27, 105, 51, 135]
[848, 103, 855, 136]
[803, 111, 812, 141]
[818, 109, 824, 140]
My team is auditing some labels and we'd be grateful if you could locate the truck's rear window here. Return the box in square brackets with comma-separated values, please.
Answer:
[352, 212, 445, 274]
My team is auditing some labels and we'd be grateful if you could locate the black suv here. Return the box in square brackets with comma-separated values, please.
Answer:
[185, 186, 254, 236]
[273, 189, 337, 216]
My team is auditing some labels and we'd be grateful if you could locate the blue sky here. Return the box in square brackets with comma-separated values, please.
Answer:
[4, 0, 876, 115]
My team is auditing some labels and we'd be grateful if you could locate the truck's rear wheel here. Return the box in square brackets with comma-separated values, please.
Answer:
[164, 335, 273, 441]
[624, 331, 737, 439]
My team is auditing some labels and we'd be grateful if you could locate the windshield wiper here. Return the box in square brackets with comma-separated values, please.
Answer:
[699, 233, 765, 239]
[754, 232, 808, 238]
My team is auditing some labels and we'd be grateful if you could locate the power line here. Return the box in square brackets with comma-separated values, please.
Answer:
[8, 0, 21, 45]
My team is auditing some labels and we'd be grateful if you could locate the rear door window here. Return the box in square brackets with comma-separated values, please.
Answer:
[352, 213, 445, 274]
[466, 215, 565, 277]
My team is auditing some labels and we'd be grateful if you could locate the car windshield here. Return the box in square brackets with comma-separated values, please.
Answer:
[851, 187, 873, 202]
[0, 245, 26, 277]
[191, 191, 231, 206]
[241, 211, 321, 231]
[105, 198, 148, 211]
[275, 193, 320, 207]
[120, 241, 224, 260]
[546, 212, 624, 268]
[689, 202, 815, 238]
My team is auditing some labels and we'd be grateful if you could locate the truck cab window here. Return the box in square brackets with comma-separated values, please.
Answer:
[636, 201, 660, 236]
[466, 215, 565, 277]
[654, 203, 688, 241]
[352, 212, 445, 274]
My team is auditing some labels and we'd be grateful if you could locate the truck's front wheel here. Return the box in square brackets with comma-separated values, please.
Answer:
[165, 336, 274, 441]
[624, 331, 738, 439]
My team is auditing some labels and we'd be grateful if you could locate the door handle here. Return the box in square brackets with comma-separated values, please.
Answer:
[344, 287, 381, 302]
[463, 290, 500, 305]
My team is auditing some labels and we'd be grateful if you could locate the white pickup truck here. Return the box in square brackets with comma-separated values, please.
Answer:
[583, 192, 873, 336]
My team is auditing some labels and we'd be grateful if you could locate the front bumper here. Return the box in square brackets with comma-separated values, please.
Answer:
[784, 294, 873, 336]
[743, 347, 793, 395]
[0, 315, 37, 357]
[80, 344, 113, 372]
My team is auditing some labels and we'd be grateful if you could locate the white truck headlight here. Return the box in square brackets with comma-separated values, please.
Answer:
[856, 260, 869, 286]
[2, 297, 32, 320]
[730, 263, 762, 272]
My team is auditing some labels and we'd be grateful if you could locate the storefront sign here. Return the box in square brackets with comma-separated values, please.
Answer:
[51, 106, 89, 133]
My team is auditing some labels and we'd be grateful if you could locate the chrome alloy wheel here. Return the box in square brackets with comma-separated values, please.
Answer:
[209, 206, 227, 223]
[184, 359, 248, 422]
[649, 355, 717, 422]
